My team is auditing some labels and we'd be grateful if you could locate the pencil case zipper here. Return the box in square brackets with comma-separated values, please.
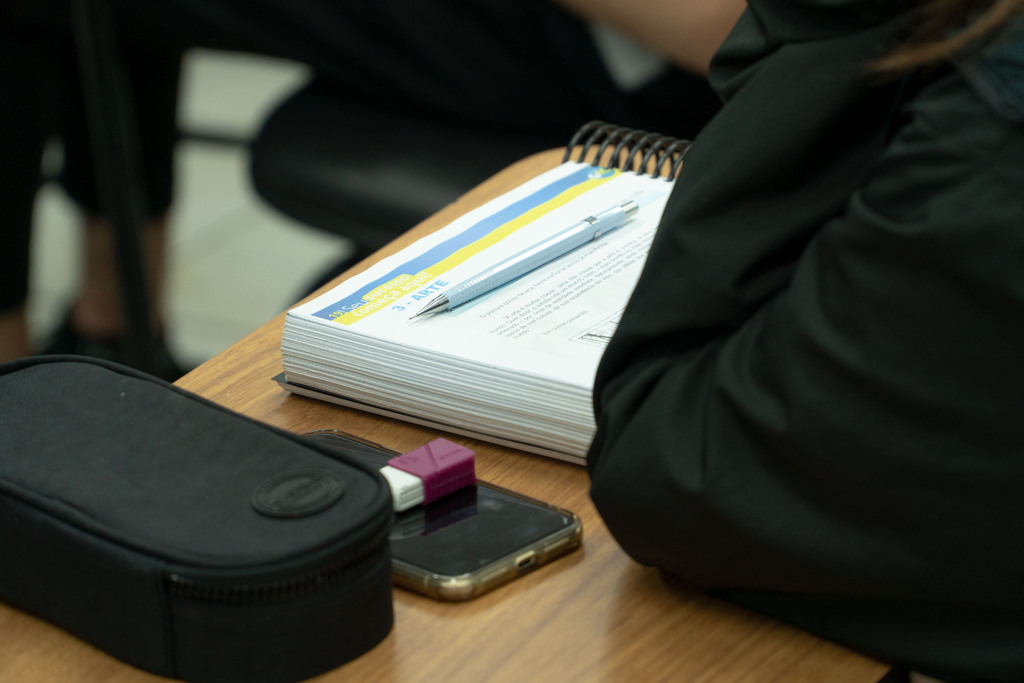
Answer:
[165, 523, 390, 604]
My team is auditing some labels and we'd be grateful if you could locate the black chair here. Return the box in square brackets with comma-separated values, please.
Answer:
[249, 79, 568, 285]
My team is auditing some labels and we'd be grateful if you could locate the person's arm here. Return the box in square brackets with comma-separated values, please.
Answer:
[551, 0, 747, 75]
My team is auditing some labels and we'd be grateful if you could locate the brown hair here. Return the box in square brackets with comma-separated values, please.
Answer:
[874, 0, 1024, 72]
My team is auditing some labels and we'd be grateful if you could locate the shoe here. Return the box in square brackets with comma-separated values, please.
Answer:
[40, 314, 191, 382]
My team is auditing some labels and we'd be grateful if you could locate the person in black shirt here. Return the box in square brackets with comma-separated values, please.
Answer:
[588, 1, 1024, 680]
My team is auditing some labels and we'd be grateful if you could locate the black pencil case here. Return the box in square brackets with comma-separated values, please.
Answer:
[0, 356, 394, 682]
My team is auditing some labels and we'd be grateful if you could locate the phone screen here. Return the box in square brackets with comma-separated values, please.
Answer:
[390, 483, 574, 574]
[305, 430, 582, 600]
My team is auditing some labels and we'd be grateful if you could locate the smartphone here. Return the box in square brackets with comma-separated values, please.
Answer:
[304, 430, 583, 601]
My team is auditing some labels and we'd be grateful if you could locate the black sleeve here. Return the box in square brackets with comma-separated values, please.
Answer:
[587, 42, 1024, 683]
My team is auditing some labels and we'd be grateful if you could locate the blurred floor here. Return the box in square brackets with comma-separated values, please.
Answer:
[27, 49, 354, 369]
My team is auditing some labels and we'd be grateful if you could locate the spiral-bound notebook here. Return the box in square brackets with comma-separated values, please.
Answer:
[276, 122, 688, 464]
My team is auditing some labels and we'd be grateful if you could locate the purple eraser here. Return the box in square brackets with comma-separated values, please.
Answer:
[387, 438, 476, 504]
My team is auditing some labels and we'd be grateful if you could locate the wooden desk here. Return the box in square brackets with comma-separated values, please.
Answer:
[1, 150, 891, 682]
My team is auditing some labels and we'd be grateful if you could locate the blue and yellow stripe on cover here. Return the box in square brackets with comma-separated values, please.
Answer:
[311, 165, 618, 325]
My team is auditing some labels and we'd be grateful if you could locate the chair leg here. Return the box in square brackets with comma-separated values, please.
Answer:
[69, 0, 157, 372]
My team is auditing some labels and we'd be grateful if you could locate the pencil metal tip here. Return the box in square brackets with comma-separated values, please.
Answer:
[410, 295, 450, 319]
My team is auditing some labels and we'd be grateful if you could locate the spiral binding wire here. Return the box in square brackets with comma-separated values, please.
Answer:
[562, 121, 691, 180]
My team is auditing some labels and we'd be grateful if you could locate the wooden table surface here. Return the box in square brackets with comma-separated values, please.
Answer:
[1, 150, 891, 682]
